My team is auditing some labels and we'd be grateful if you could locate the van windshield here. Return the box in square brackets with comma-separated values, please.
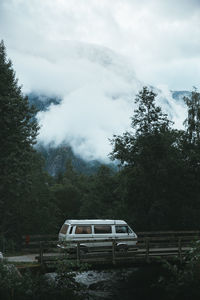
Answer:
[59, 224, 69, 234]
[115, 225, 131, 234]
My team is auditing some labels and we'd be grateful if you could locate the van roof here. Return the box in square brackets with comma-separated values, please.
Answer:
[64, 219, 127, 225]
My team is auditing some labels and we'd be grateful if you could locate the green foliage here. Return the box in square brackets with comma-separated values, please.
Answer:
[0, 40, 40, 238]
[156, 241, 200, 300]
[37, 143, 102, 176]
[51, 160, 85, 224]
[2, 41, 200, 298]
[109, 87, 200, 230]
[184, 87, 200, 143]
[0, 236, 16, 254]
[47, 87, 200, 231]
[132, 86, 173, 135]
[55, 257, 88, 291]
[21, 153, 59, 235]
[0, 260, 84, 300]
[110, 87, 174, 168]
[79, 165, 119, 219]
[2, 34, 200, 256]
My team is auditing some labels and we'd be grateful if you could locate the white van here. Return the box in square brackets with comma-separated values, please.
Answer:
[57, 219, 137, 253]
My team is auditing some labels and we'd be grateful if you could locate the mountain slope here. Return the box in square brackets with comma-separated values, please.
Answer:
[29, 89, 188, 176]
[23, 41, 189, 175]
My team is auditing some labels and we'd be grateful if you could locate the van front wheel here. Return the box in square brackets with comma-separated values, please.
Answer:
[116, 244, 128, 253]
[80, 246, 88, 255]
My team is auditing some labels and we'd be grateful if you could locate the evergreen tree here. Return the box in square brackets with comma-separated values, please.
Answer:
[0, 40, 39, 237]
[22, 153, 59, 234]
[79, 165, 118, 219]
[110, 87, 184, 229]
[110, 87, 173, 166]
[132, 87, 172, 136]
[51, 160, 84, 224]
[179, 88, 200, 229]
[184, 87, 200, 143]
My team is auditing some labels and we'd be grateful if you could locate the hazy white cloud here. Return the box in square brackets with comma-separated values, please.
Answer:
[1, 0, 199, 89]
[29, 41, 141, 161]
[0, 0, 197, 160]
[24, 40, 184, 161]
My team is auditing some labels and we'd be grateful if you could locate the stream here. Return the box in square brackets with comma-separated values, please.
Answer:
[46, 266, 164, 300]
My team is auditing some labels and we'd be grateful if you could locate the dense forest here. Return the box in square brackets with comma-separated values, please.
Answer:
[1, 39, 200, 249]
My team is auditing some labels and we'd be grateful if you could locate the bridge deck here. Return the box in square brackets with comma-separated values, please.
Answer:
[6, 231, 199, 270]
[34, 245, 192, 270]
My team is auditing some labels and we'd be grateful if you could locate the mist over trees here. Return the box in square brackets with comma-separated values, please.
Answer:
[1, 40, 200, 249]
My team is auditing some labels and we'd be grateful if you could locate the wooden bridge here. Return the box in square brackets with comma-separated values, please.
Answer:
[19, 231, 200, 269]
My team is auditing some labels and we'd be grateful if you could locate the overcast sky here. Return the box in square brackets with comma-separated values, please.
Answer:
[0, 0, 199, 160]
[1, 0, 200, 90]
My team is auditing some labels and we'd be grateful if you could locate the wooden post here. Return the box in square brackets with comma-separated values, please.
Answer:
[145, 238, 150, 262]
[112, 240, 116, 265]
[39, 242, 43, 265]
[178, 238, 182, 262]
[77, 242, 80, 263]
[2, 237, 5, 254]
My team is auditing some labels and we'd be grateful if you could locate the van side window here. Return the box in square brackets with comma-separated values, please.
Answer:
[94, 225, 112, 234]
[59, 224, 69, 234]
[116, 225, 129, 233]
[75, 226, 92, 234]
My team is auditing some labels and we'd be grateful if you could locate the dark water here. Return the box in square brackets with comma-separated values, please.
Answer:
[47, 266, 166, 300]
[77, 266, 165, 300]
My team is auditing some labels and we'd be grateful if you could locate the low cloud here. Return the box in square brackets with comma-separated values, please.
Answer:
[1, 0, 200, 90]
[6, 40, 188, 161]
[0, 0, 194, 160]
[13, 40, 184, 162]
[30, 41, 141, 161]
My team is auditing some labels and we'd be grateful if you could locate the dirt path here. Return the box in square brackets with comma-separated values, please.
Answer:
[5, 253, 62, 263]
[5, 254, 38, 262]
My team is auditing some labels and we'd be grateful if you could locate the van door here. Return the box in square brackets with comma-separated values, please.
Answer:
[93, 225, 113, 250]
[115, 225, 135, 248]
[72, 225, 93, 250]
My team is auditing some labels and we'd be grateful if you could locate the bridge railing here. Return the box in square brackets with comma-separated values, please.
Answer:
[21, 234, 57, 253]
[20, 231, 200, 266]
[35, 235, 198, 266]
[21, 231, 200, 252]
